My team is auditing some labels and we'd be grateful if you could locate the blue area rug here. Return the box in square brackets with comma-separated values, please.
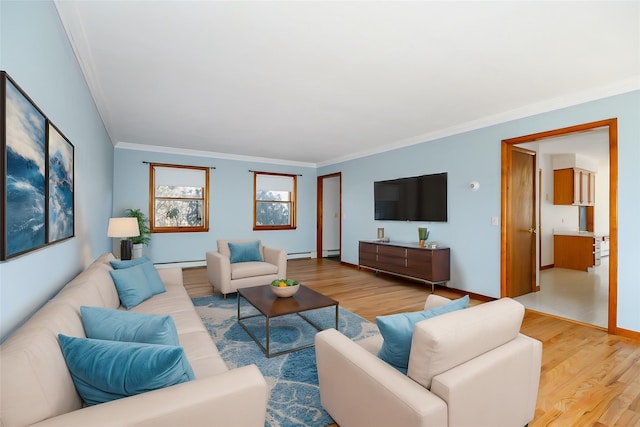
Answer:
[192, 293, 379, 427]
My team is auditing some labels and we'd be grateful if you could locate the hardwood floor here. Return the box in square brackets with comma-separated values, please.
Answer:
[183, 258, 640, 427]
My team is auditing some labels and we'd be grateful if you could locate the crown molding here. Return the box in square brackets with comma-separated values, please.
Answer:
[317, 77, 639, 168]
[114, 141, 317, 169]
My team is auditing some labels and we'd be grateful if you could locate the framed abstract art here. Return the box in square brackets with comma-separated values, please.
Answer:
[47, 122, 74, 245]
[1, 71, 75, 260]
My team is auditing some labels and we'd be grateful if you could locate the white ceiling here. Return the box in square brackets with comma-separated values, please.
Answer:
[54, 1, 640, 167]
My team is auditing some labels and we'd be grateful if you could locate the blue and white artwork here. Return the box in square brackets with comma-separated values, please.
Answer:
[4, 77, 46, 258]
[47, 123, 74, 243]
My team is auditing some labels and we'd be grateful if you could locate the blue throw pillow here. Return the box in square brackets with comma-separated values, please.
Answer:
[81, 306, 180, 346]
[58, 334, 195, 406]
[109, 264, 153, 309]
[228, 241, 263, 264]
[110, 257, 166, 295]
[109, 257, 149, 270]
[376, 295, 470, 373]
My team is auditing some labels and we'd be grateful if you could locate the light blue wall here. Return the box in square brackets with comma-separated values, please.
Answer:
[113, 149, 316, 263]
[319, 90, 640, 333]
[0, 1, 114, 341]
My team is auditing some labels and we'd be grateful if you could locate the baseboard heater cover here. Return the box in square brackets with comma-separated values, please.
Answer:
[155, 252, 312, 268]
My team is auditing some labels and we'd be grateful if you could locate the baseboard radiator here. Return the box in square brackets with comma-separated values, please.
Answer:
[155, 252, 316, 269]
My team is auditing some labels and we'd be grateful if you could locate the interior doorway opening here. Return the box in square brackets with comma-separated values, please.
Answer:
[317, 173, 342, 261]
[501, 119, 618, 334]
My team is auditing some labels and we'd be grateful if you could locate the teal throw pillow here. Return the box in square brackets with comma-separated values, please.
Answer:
[81, 306, 180, 346]
[110, 257, 166, 295]
[109, 264, 153, 309]
[376, 295, 470, 373]
[228, 241, 263, 264]
[109, 256, 149, 270]
[58, 334, 195, 406]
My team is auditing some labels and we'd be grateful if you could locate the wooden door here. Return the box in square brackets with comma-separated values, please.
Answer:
[507, 147, 536, 297]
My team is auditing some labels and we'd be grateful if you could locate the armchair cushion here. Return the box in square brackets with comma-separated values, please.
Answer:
[58, 334, 195, 406]
[231, 261, 279, 280]
[228, 241, 263, 264]
[376, 295, 469, 373]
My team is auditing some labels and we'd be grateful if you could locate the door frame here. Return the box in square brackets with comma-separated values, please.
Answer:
[317, 172, 342, 260]
[501, 118, 618, 334]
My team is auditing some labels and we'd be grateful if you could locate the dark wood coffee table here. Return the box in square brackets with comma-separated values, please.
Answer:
[237, 284, 339, 358]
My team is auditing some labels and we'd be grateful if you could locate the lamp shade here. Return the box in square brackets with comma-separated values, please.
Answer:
[107, 217, 140, 238]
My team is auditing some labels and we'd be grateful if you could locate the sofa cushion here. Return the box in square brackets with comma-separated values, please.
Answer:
[81, 306, 180, 346]
[231, 261, 278, 280]
[110, 257, 166, 295]
[376, 295, 469, 373]
[109, 264, 154, 309]
[58, 334, 195, 406]
[228, 241, 263, 263]
[407, 297, 525, 389]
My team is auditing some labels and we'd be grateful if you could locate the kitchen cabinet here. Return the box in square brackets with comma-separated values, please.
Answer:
[359, 241, 450, 292]
[554, 234, 601, 271]
[554, 168, 595, 206]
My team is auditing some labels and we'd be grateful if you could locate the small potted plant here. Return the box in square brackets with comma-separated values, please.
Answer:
[418, 227, 429, 247]
[126, 208, 151, 259]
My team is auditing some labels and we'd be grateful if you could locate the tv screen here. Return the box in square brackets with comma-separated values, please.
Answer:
[374, 172, 447, 222]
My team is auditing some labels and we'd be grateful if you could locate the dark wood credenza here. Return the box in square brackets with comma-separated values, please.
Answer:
[358, 240, 450, 292]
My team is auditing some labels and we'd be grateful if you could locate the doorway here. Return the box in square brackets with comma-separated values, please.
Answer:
[317, 173, 342, 260]
[501, 119, 618, 334]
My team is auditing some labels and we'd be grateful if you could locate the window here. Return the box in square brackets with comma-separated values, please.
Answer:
[149, 163, 209, 233]
[254, 172, 297, 230]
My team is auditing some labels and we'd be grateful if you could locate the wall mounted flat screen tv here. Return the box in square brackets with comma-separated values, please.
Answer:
[374, 172, 447, 222]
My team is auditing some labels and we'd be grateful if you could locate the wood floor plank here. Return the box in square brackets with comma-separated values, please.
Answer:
[181, 258, 640, 427]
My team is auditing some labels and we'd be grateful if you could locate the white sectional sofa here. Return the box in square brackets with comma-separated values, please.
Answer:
[0, 253, 268, 427]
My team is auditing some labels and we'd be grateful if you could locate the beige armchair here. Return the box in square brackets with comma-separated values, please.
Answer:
[315, 295, 542, 427]
[206, 239, 287, 298]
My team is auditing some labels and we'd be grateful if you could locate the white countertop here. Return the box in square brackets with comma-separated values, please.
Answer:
[553, 229, 608, 238]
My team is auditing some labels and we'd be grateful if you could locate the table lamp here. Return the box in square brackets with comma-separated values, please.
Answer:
[107, 217, 140, 260]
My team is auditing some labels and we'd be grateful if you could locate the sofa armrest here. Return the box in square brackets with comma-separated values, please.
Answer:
[315, 329, 447, 427]
[430, 334, 542, 427]
[29, 365, 267, 427]
[206, 251, 231, 294]
[263, 246, 287, 278]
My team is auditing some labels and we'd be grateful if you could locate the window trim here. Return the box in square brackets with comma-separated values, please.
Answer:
[149, 163, 210, 233]
[253, 171, 297, 231]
